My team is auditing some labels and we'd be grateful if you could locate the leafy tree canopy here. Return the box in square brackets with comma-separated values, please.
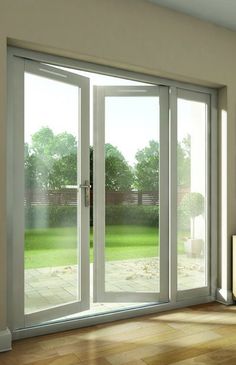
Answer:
[31, 127, 77, 163]
[178, 134, 191, 187]
[25, 127, 191, 193]
[104, 144, 133, 191]
[25, 128, 134, 191]
[134, 140, 159, 191]
[48, 154, 77, 189]
[25, 127, 77, 189]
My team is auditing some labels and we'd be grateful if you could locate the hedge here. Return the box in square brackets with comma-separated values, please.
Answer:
[25, 205, 77, 229]
[105, 205, 159, 227]
[25, 204, 159, 228]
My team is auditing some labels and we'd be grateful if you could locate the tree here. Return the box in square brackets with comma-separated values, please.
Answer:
[85, 145, 134, 192]
[179, 192, 204, 238]
[31, 128, 77, 163]
[47, 132, 78, 189]
[25, 127, 134, 191]
[134, 140, 159, 191]
[25, 153, 48, 189]
[53, 132, 77, 158]
[133, 137, 191, 191]
[178, 134, 191, 187]
[105, 144, 133, 191]
[48, 153, 77, 189]
[25, 127, 77, 190]
[31, 127, 54, 167]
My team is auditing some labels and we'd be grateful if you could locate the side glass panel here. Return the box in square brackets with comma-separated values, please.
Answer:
[104, 95, 160, 293]
[177, 95, 208, 290]
[24, 72, 80, 314]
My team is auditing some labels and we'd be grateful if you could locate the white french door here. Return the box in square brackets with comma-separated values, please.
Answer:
[8, 48, 215, 334]
[10, 58, 90, 328]
[93, 85, 169, 303]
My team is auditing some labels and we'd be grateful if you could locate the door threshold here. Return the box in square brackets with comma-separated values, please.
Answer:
[12, 296, 215, 341]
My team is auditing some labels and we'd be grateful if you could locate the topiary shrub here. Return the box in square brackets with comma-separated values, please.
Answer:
[179, 192, 204, 238]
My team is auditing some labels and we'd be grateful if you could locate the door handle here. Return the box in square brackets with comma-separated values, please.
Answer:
[79, 180, 90, 207]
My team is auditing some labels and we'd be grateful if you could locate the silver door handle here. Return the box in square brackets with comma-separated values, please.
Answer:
[79, 180, 90, 207]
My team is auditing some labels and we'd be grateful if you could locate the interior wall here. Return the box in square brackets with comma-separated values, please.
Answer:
[2, 0, 236, 86]
[0, 0, 236, 333]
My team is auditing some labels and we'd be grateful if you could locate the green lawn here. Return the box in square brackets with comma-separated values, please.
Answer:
[25, 225, 186, 269]
[25, 225, 160, 269]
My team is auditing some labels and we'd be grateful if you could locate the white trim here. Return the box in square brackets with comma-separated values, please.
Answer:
[177, 287, 210, 301]
[9, 54, 25, 329]
[93, 85, 167, 303]
[175, 87, 213, 301]
[216, 288, 233, 305]
[99, 85, 161, 96]
[25, 59, 89, 87]
[169, 87, 178, 302]
[12, 296, 215, 341]
[159, 86, 170, 302]
[8, 46, 216, 96]
[78, 66, 90, 312]
[177, 88, 211, 103]
[0, 328, 12, 352]
[7, 46, 218, 335]
[210, 92, 218, 298]
[8, 54, 91, 329]
[93, 86, 106, 302]
[218, 90, 229, 301]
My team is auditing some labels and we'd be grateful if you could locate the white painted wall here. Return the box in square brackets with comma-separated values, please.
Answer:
[0, 0, 235, 346]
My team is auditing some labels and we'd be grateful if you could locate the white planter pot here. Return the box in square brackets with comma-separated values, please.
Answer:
[184, 239, 203, 258]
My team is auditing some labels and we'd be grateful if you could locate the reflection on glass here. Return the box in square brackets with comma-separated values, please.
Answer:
[24, 72, 80, 314]
[104, 96, 160, 293]
[177, 98, 207, 290]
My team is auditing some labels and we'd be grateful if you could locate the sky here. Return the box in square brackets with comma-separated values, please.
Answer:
[24, 68, 159, 166]
[24, 66, 206, 167]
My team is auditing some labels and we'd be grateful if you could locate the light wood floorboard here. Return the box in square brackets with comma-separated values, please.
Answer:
[1, 302, 236, 364]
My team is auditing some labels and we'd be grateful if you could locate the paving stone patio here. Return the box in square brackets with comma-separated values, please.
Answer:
[25, 255, 206, 317]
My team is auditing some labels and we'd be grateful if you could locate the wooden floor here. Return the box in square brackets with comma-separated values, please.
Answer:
[1, 302, 236, 365]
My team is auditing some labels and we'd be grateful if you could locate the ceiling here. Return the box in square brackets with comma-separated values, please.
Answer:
[148, 0, 236, 32]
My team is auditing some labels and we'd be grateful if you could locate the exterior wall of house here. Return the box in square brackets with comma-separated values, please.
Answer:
[0, 0, 235, 349]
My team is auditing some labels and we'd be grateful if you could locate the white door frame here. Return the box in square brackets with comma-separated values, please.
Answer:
[7, 47, 217, 338]
[170, 87, 212, 301]
[8, 54, 90, 328]
[93, 85, 169, 303]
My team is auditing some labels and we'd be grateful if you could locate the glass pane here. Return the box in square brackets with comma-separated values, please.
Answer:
[177, 97, 207, 290]
[104, 95, 160, 293]
[24, 72, 80, 314]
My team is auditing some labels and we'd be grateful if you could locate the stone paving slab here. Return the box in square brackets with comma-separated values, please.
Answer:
[25, 255, 206, 315]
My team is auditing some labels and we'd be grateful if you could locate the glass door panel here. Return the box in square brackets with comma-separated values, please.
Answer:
[105, 96, 160, 295]
[24, 71, 81, 314]
[23, 61, 90, 325]
[176, 90, 210, 294]
[94, 85, 169, 303]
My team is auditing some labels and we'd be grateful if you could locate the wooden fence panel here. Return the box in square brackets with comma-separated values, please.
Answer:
[25, 189, 161, 206]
